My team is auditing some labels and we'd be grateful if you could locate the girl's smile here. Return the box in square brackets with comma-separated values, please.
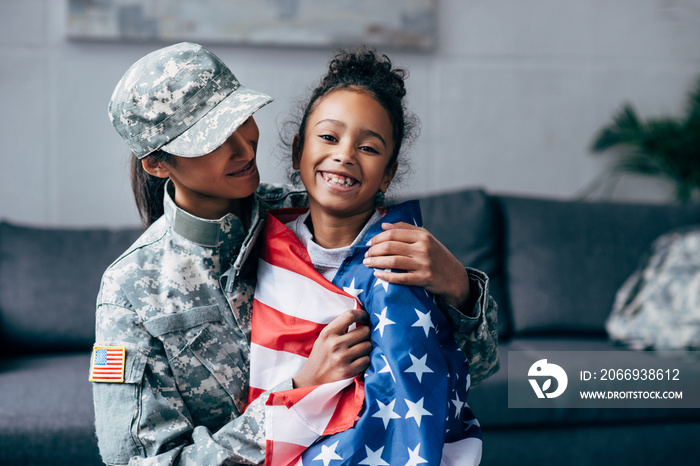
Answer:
[319, 170, 359, 188]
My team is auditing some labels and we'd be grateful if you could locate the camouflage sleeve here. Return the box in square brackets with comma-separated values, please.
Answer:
[440, 268, 500, 387]
[93, 302, 287, 466]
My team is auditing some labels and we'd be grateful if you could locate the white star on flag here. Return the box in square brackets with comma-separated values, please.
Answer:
[404, 397, 432, 427]
[451, 391, 465, 415]
[465, 418, 480, 430]
[411, 309, 435, 337]
[313, 441, 343, 466]
[405, 443, 428, 466]
[374, 307, 395, 337]
[374, 270, 391, 292]
[343, 278, 364, 298]
[404, 353, 434, 383]
[377, 354, 396, 382]
[358, 446, 389, 466]
[372, 399, 401, 429]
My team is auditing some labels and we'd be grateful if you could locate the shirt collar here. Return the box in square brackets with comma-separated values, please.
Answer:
[162, 181, 250, 248]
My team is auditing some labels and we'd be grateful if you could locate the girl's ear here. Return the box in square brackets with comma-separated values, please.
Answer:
[141, 157, 171, 179]
[292, 134, 302, 170]
[380, 162, 398, 193]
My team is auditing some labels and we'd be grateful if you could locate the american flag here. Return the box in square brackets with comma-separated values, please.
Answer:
[89, 346, 126, 383]
[250, 202, 481, 466]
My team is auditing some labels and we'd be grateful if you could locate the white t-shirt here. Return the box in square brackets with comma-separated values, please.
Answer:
[285, 210, 383, 282]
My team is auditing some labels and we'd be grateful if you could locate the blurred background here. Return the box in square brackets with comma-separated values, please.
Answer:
[1, 0, 699, 227]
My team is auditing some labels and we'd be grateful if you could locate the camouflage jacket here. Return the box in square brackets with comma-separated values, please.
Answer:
[92, 184, 499, 466]
[606, 225, 700, 350]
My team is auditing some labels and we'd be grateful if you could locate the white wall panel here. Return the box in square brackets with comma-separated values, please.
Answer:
[0, 54, 49, 223]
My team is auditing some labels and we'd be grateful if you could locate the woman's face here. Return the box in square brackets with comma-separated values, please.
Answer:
[294, 89, 396, 221]
[164, 117, 261, 219]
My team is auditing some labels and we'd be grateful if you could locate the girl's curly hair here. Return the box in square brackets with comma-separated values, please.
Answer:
[283, 46, 418, 186]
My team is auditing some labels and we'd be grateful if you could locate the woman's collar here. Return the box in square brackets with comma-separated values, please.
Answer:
[162, 180, 251, 247]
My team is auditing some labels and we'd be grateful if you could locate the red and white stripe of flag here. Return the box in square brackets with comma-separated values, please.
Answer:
[249, 213, 365, 466]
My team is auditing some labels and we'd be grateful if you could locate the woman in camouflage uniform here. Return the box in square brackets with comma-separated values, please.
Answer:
[93, 42, 499, 466]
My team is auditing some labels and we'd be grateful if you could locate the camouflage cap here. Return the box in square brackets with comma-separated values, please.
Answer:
[108, 42, 273, 159]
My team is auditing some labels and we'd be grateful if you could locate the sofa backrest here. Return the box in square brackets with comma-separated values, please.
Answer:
[0, 222, 142, 355]
[417, 189, 511, 338]
[493, 195, 700, 337]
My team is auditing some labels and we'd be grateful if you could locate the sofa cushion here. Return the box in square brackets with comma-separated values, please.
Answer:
[494, 196, 700, 335]
[0, 222, 141, 354]
[417, 189, 510, 338]
[0, 353, 102, 465]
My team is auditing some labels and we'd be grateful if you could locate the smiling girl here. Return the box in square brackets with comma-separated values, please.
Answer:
[248, 48, 494, 465]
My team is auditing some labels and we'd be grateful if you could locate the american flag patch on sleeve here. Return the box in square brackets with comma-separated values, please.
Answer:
[89, 346, 126, 383]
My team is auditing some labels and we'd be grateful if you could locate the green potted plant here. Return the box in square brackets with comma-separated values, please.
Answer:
[588, 76, 700, 203]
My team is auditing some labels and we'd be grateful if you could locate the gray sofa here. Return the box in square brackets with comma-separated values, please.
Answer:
[1, 188, 699, 465]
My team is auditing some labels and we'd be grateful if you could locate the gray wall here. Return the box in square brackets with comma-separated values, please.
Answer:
[2, 0, 699, 227]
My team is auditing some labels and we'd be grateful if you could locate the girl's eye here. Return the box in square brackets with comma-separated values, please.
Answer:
[360, 146, 379, 154]
[320, 134, 337, 142]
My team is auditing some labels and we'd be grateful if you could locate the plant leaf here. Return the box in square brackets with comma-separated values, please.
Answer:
[591, 105, 644, 152]
[590, 75, 700, 202]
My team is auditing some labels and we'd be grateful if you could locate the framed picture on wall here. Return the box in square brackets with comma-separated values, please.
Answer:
[66, 0, 436, 50]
